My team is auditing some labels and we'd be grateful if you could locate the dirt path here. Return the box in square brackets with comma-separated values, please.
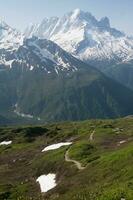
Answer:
[89, 130, 95, 141]
[65, 130, 95, 170]
[65, 149, 85, 170]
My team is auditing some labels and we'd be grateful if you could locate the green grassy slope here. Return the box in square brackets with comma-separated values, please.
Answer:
[0, 118, 133, 200]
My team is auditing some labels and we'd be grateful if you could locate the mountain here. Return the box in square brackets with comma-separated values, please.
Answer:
[25, 9, 133, 68]
[24, 9, 133, 90]
[1, 37, 133, 123]
[1, 11, 133, 92]
[0, 20, 23, 51]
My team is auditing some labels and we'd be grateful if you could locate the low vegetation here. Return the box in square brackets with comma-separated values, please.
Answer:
[0, 118, 133, 200]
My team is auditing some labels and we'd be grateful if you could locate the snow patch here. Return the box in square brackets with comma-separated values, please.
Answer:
[4, 59, 15, 68]
[57, 56, 71, 69]
[0, 141, 12, 145]
[14, 109, 34, 119]
[14, 103, 41, 121]
[15, 111, 33, 119]
[36, 174, 57, 193]
[42, 142, 72, 152]
[30, 65, 34, 71]
[0, 57, 15, 69]
[119, 140, 126, 144]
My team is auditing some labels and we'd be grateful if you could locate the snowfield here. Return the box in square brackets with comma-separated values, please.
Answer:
[36, 174, 57, 193]
[42, 142, 72, 152]
[0, 141, 12, 145]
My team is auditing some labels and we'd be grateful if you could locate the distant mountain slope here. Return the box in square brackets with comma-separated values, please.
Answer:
[0, 115, 11, 125]
[1, 37, 133, 123]
[104, 61, 133, 90]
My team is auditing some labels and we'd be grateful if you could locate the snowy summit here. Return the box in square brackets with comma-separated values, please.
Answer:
[25, 8, 133, 66]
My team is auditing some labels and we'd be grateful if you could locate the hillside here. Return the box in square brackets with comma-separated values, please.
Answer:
[1, 38, 133, 123]
[0, 118, 133, 199]
[104, 62, 133, 90]
[0, 115, 11, 125]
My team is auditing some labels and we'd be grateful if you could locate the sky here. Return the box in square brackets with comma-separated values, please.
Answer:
[0, 0, 132, 35]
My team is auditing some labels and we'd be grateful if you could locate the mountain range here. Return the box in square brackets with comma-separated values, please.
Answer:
[25, 9, 133, 65]
[0, 9, 133, 124]
[25, 9, 133, 90]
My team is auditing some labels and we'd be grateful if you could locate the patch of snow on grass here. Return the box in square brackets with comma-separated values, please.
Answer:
[36, 174, 56, 193]
[42, 142, 72, 152]
[119, 140, 126, 144]
[0, 141, 12, 145]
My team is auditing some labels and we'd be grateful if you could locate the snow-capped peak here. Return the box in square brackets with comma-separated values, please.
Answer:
[70, 8, 82, 20]
[1, 9, 133, 70]
[65, 8, 98, 27]
[0, 18, 23, 51]
[24, 8, 133, 66]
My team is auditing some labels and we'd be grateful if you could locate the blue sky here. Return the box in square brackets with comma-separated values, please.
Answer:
[0, 0, 132, 35]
